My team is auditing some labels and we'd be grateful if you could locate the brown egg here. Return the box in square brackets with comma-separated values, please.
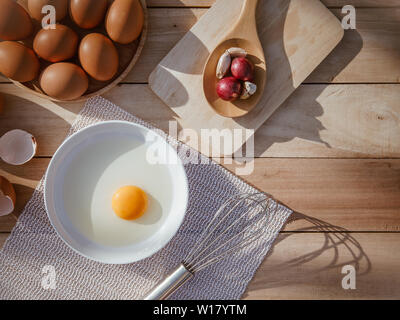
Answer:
[0, 0, 33, 40]
[33, 24, 78, 62]
[70, 0, 108, 29]
[40, 62, 88, 100]
[106, 0, 144, 44]
[79, 33, 119, 81]
[0, 41, 40, 82]
[28, 0, 69, 22]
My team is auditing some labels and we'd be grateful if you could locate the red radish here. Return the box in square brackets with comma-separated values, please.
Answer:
[231, 57, 254, 81]
[216, 77, 242, 101]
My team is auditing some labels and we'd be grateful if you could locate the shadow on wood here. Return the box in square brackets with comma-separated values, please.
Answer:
[236, 0, 364, 157]
[0, 91, 72, 155]
[250, 25, 363, 157]
[243, 211, 371, 298]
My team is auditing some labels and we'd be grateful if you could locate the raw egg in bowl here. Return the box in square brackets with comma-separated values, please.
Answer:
[44, 121, 188, 264]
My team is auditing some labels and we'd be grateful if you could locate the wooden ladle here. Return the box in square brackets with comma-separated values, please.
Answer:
[203, 0, 266, 118]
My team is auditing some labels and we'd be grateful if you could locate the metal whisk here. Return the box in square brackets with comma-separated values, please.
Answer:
[144, 192, 278, 300]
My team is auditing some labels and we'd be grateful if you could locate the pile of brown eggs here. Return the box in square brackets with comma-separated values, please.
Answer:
[0, 0, 144, 100]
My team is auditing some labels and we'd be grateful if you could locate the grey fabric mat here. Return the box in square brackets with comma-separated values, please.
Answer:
[0, 96, 292, 300]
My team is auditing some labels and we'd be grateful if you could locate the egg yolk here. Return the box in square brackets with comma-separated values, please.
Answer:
[112, 186, 148, 220]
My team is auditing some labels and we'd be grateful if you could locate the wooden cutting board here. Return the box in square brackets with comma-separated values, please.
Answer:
[149, 0, 344, 156]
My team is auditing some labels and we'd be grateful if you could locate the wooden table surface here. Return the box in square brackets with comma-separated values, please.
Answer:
[1, 0, 400, 299]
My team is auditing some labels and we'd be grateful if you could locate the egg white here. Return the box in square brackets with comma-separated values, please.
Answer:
[62, 135, 173, 247]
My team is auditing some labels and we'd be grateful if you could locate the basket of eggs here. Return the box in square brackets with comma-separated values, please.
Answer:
[0, 0, 147, 101]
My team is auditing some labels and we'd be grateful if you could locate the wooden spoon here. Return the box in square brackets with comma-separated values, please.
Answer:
[203, 0, 266, 118]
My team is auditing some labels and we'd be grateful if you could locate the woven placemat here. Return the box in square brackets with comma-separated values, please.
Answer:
[0, 96, 292, 300]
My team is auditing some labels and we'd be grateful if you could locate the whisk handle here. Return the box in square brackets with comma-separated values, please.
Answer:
[143, 264, 193, 300]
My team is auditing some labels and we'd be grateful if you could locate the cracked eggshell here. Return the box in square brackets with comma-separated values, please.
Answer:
[0, 176, 16, 217]
[0, 93, 3, 114]
[0, 129, 37, 165]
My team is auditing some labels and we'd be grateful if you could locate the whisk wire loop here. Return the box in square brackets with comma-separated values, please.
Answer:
[184, 192, 277, 273]
[144, 192, 279, 300]
[191, 218, 266, 272]
[184, 193, 249, 265]
[186, 194, 261, 267]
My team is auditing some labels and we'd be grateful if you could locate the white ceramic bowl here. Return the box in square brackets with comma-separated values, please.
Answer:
[44, 121, 188, 264]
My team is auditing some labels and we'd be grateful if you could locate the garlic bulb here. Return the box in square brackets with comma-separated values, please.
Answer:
[216, 51, 231, 79]
[240, 81, 257, 99]
[227, 47, 247, 58]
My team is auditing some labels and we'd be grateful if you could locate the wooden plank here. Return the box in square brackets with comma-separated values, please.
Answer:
[245, 233, 400, 299]
[1, 83, 399, 158]
[0, 216, 16, 233]
[322, 0, 400, 7]
[117, 8, 206, 84]
[147, 0, 213, 6]
[1, 230, 398, 299]
[0, 233, 10, 248]
[307, 8, 400, 83]
[123, 7, 400, 84]
[0, 158, 48, 232]
[255, 84, 400, 158]
[0, 85, 80, 157]
[1, 8, 400, 84]
[2, 158, 399, 232]
[146, 0, 400, 8]
[226, 158, 400, 232]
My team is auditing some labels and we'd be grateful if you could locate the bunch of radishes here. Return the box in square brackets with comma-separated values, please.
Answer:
[215, 47, 257, 101]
